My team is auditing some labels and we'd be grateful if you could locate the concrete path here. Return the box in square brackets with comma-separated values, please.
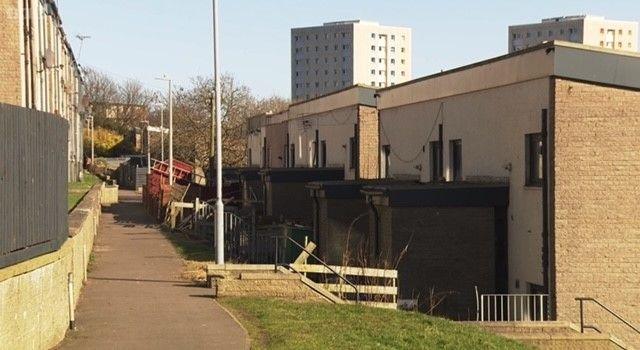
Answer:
[58, 190, 248, 350]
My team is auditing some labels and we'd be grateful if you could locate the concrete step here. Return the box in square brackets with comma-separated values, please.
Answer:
[470, 322, 622, 350]
[239, 271, 299, 280]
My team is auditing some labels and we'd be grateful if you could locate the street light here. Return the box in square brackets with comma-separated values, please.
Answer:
[212, 0, 224, 264]
[155, 76, 173, 186]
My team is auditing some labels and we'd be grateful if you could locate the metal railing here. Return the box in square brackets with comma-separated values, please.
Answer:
[477, 293, 549, 322]
[277, 235, 360, 304]
[576, 297, 640, 335]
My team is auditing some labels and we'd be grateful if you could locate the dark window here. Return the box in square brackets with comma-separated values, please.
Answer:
[349, 137, 357, 169]
[450, 139, 462, 181]
[525, 133, 543, 186]
[262, 137, 267, 167]
[320, 140, 327, 167]
[382, 145, 391, 178]
[429, 140, 443, 182]
[290, 144, 296, 167]
[314, 130, 319, 168]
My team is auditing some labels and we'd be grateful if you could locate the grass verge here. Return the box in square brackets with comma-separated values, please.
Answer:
[219, 297, 530, 350]
[68, 172, 100, 211]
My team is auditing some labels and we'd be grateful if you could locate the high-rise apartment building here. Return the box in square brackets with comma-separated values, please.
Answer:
[509, 15, 638, 53]
[291, 20, 411, 101]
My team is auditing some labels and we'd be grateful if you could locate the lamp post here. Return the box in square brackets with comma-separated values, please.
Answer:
[155, 76, 173, 186]
[90, 115, 94, 164]
[212, 0, 224, 264]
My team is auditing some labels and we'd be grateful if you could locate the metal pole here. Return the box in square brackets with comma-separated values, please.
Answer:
[160, 108, 165, 162]
[90, 116, 94, 164]
[146, 123, 151, 175]
[213, 0, 224, 265]
[168, 79, 174, 186]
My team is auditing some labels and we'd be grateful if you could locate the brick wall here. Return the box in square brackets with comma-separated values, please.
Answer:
[379, 206, 496, 320]
[317, 197, 370, 265]
[357, 105, 379, 179]
[553, 78, 640, 347]
[0, 0, 22, 106]
[267, 182, 313, 225]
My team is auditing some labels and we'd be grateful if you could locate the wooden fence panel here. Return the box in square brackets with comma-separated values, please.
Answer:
[0, 103, 69, 268]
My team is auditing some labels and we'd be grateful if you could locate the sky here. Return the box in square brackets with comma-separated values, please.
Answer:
[58, 0, 640, 99]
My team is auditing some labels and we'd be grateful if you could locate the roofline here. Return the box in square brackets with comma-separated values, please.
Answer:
[289, 84, 375, 107]
[377, 40, 640, 94]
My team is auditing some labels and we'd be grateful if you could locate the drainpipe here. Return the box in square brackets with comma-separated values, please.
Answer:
[541, 107, 555, 320]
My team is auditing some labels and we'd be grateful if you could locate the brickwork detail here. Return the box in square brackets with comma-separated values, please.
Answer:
[553, 78, 640, 348]
[358, 105, 380, 179]
[0, 0, 22, 106]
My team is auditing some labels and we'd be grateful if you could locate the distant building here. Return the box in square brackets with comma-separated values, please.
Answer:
[291, 20, 412, 101]
[0, 0, 84, 181]
[508, 15, 638, 53]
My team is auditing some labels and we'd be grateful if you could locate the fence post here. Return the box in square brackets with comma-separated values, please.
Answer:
[274, 236, 279, 272]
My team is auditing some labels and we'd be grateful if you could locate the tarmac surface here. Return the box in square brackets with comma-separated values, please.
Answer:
[57, 190, 248, 350]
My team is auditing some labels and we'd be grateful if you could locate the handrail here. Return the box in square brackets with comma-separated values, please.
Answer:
[575, 297, 640, 334]
[278, 235, 360, 304]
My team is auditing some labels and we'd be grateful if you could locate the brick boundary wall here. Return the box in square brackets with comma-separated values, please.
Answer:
[553, 78, 640, 348]
[0, 185, 102, 349]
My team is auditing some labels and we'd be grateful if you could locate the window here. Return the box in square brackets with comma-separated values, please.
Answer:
[379, 46, 383, 51]
[525, 133, 543, 186]
[379, 70, 383, 75]
[619, 29, 623, 35]
[378, 82, 384, 87]
[629, 30, 633, 35]
[390, 47, 396, 52]
[320, 140, 327, 167]
[370, 69, 375, 74]
[381, 145, 391, 178]
[401, 71, 405, 76]
[537, 31, 542, 37]
[315, 34, 318, 39]
[526, 32, 531, 38]
[450, 139, 462, 181]
[390, 70, 395, 76]
[290, 144, 296, 167]
[325, 45, 328, 51]
[371, 33, 375, 38]
[390, 58, 395, 64]
[371, 81, 375, 86]
[371, 57, 375, 62]
[401, 47, 405, 53]
[401, 59, 405, 64]
[371, 45, 375, 51]
[295, 36, 298, 41]
[349, 136, 357, 169]
[600, 28, 605, 34]
[391, 34, 395, 40]
[569, 28, 574, 34]
[548, 30, 553, 36]
[512, 33, 516, 39]
[429, 140, 443, 182]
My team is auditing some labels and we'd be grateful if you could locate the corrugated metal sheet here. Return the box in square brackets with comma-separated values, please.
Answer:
[0, 103, 69, 268]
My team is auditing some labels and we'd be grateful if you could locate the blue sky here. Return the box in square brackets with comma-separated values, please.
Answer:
[58, 0, 640, 99]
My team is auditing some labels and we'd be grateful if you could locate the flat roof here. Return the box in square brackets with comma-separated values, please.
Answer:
[260, 167, 344, 183]
[376, 41, 640, 110]
[362, 182, 509, 207]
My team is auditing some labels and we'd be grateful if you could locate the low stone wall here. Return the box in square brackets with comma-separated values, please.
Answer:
[100, 182, 119, 205]
[0, 185, 102, 349]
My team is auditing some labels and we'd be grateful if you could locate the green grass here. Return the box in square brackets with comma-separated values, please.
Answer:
[68, 172, 100, 211]
[220, 297, 530, 350]
[163, 230, 215, 261]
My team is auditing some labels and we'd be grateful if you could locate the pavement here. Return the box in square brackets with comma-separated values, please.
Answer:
[57, 190, 248, 350]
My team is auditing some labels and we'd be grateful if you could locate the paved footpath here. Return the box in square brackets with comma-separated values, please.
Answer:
[58, 190, 248, 350]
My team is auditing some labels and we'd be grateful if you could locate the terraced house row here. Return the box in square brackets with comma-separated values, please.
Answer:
[242, 41, 640, 348]
[0, 0, 84, 181]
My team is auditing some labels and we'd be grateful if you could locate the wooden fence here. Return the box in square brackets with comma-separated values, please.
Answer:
[0, 103, 69, 268]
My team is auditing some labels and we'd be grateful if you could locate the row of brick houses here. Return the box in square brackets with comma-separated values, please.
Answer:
[242, 41, 640, 346]
[0, 0, 84, 181]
